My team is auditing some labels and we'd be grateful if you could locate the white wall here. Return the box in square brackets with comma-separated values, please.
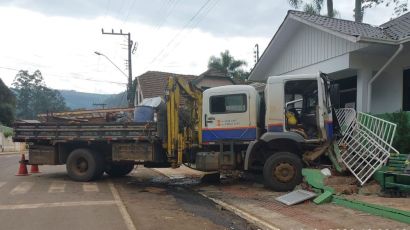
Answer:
[371, 48, 410, 114]
[269, 25, 367, 76]
[0, 132, 24, 152]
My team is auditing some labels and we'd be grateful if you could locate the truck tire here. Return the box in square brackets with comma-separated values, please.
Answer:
[66, 148, 100, 182]
[92, 151, 105, 180]
[105, 162, 134, 177]
[263, 152, 302, 191]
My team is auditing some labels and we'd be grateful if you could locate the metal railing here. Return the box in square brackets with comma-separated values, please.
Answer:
[334, 108, 356, 136]
[335, 109, 399, 185]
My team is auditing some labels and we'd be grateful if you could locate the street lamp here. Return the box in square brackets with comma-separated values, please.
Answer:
[94, 51, 133, 107]
[94, 51, 128, 78]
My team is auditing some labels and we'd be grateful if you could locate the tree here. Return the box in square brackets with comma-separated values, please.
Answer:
[356, 0, 408, 22]
[208, 50, 249, 82]
[12, 70, 68, 119]
[288, 0, 336, 17]
[0, 78, 16, 126]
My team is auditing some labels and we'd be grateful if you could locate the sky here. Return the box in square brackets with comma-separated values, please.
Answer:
[0, 0, 397, 94]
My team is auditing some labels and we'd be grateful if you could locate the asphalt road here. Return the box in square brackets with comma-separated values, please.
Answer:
[0, 154, 250, 230]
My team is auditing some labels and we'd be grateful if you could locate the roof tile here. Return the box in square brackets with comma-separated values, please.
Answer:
[290, 10, 410, 41]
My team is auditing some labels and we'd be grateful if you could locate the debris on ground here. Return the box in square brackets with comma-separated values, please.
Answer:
[275, 189, 316, 205]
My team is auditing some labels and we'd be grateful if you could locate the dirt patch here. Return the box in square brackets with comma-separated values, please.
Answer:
[114, 167, 252, 230]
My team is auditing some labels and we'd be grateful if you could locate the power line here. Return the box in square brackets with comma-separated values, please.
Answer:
[147, 0, 212, 68]
[0, 66, 127, 85]
[156, 0, 220, 66]
[154, 0, 180, 31]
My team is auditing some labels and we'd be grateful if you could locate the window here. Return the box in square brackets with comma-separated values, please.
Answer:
[210, 94, 247, 114]
[403, 69, 410, 111]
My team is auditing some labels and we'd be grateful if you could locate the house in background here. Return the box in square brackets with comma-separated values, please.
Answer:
[249, 10, 410, 114]
[191, 68, 236, 91]
[135, 69, 235, 104]
[0, 125, 25, 153]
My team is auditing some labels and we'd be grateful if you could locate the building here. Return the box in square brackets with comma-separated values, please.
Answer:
[249, 10, 410, 114]
[0, 125, 25, 153]
[191, 68, 236, 91]
[135, 69, 235, 104]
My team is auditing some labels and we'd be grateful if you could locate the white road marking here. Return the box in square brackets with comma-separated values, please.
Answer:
[0, 182, 6, 188]
[48, 182, 66, 193]
[10, 182, 34, 195]
[82, 183, 99, 192]
[109, 182, 137, 230]
[0, 200, 116, 210]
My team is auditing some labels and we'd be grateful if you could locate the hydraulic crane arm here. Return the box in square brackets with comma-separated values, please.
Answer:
[165, 77, 202, 167]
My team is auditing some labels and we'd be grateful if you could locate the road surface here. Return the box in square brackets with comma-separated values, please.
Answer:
[0, 154, 251, 230]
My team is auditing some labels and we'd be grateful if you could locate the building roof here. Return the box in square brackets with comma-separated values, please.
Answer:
[192, 68, 235, 85]
[289, 10, 410, 43]
[381, 12, 410, 40]
[137, 71, 197, 99]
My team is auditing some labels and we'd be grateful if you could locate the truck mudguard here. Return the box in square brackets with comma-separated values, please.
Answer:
[259, 132, 305, 143]
[244, 132, 305, 170]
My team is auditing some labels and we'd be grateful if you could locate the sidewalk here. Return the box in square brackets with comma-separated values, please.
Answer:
[153, 166, 409, 230]
[0, 151, 24, 155]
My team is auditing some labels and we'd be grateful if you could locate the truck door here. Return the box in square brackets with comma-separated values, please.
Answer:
[202, 90, 255, 142]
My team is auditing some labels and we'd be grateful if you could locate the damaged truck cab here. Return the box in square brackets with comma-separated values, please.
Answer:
[198, 73, 335, 191]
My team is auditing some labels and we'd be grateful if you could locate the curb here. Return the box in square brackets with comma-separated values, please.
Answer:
[198, 192, 280, 230]
[0, 151, 23, 156]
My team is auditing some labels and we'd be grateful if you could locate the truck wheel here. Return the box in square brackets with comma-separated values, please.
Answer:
[66, 148, 100, 182]
[263, 152, 302, 191]
[105, 162, 134, 177]
[92, 152, 105, 180]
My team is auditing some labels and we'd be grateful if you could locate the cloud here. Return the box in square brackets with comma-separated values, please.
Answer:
[0, 6, 269, 94]
[0, 1, 398, 94]
[0, 0, 289, 37]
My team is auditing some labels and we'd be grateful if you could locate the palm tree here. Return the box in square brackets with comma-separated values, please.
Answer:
[288, 0, 335, 17]
[208, 50, 248, 81]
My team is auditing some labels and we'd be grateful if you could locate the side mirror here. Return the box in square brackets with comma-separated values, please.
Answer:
[330, 84, 340, 109]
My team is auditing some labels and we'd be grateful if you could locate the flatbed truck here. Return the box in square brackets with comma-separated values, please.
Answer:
[14, 73, 342, 191]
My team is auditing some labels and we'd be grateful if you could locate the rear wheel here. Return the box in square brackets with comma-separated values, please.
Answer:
[66, 148, 100, 182]
[105, 162, 135, 177]
[263, 152, 302, 191]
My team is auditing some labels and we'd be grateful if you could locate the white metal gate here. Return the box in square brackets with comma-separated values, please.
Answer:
[335, 109, 399, 185]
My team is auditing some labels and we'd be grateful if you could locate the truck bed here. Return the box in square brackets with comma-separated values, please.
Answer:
[13, 121, 157, 142]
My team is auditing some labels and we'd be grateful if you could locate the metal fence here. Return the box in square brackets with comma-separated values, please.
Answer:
[335, 109, 399, 185]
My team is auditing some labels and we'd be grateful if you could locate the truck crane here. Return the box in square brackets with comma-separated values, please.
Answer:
[13, 72, 357, 191]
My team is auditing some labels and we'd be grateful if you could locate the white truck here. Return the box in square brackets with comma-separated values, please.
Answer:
[14, 73, 356, 191]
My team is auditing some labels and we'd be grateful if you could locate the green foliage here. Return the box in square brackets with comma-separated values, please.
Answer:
[0, 126, 13, 138]
[208, 50, 249, 82]
[380, 110, 410, 154]
[0, 78, 16, 126]
[12, 70, 68, 119]
[354, 0, 409, 22]
[287, 0, 336, 17]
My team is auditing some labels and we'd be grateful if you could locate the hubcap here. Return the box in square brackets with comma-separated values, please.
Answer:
[273, 162, 295, 183]
[75, 158, 88, 174]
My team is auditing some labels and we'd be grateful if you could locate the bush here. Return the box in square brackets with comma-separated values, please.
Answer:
[380, 110, 410, 154]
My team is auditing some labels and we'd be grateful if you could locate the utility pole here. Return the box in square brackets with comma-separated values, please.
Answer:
[254, 44, 260, 65]
[101, 28, 135, 107]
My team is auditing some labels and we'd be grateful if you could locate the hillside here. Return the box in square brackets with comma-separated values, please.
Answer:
[58, 90, 113, 110]
[58, 90, 128, 110]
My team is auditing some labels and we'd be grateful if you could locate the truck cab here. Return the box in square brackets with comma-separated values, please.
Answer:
[200, 73, 334, 191]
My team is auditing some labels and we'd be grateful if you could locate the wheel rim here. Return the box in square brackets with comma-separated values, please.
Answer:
[74, 157, 88, 174]
[273, 162, 295, 183]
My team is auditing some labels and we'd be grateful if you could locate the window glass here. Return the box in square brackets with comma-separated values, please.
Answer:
[403, 69, 410, 111]
[210, 94, 246, 114]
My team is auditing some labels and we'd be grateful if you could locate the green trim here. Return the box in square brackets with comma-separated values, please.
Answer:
[332, 196, 410, 224]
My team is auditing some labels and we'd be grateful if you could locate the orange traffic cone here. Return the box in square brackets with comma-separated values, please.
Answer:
[30, 164, 40, 173]
[16, 154, 29, 176]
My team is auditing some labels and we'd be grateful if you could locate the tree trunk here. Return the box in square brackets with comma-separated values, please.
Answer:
[355, 0, 363, 22]
[327, 0, 334, 17]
